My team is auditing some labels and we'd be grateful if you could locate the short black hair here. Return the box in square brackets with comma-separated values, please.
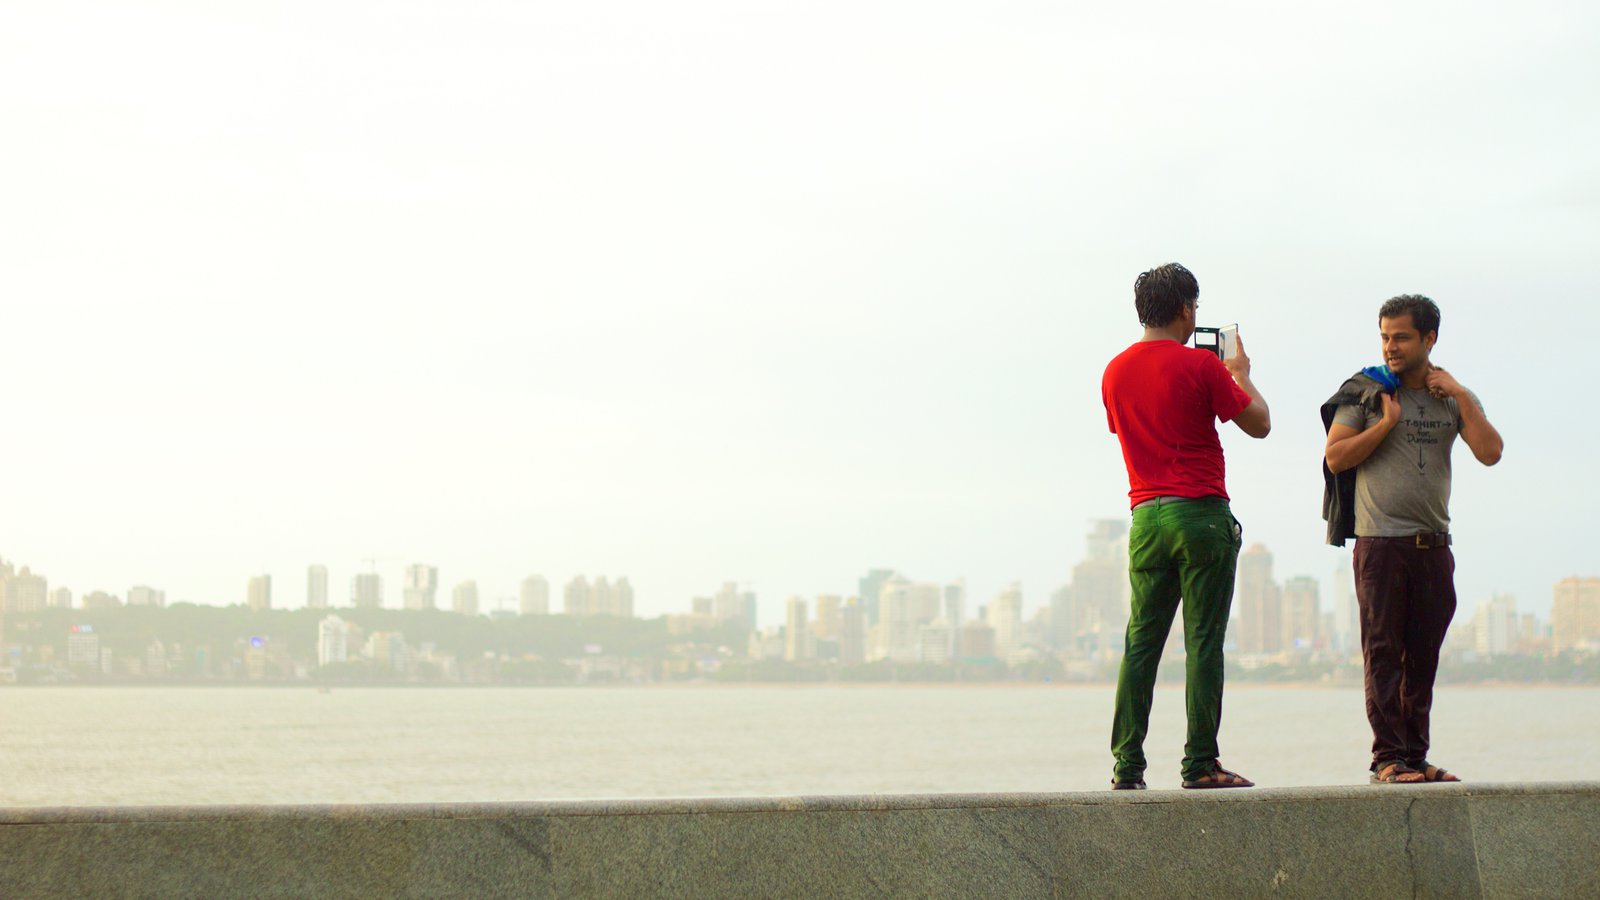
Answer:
[1378, 294, 1440, 336]
[1134, 263, 1198, 327]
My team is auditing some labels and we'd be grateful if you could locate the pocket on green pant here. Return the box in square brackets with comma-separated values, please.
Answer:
[1180, 515, 1236, 566]
[1127, 522, 1162, 571]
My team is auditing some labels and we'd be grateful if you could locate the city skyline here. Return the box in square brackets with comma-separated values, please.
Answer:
[3, 531, 1587, 643]
[7, 508, 1596, 685]
[7, 562, 1593, 688]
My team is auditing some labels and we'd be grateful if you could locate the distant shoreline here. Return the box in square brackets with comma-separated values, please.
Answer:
[4, 680, 1595, 691]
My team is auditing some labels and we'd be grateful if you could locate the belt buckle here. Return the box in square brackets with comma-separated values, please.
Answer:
[1415, 534, 1427, 549]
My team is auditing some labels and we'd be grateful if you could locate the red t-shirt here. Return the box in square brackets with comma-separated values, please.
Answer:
[1102, 340, 1252, 507]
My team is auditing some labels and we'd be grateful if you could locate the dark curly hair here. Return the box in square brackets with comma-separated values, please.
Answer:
[1378, 294, 1440, 336]
[1134, 263, 1199, 327]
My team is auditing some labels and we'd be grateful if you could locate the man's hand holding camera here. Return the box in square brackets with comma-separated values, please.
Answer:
[1222, 335, 1251, 381]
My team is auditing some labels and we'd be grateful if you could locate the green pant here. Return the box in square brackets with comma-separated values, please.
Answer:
[1111, 497, 1242, 783]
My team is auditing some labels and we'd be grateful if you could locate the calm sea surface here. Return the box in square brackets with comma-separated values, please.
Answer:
[2, 685, 1596, 806]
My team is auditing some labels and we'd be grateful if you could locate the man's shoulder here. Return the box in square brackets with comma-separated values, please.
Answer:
[1106, 340, 1214, 372]
[1443, 388, 1482, 415]
[1324, 371, 1388, 419]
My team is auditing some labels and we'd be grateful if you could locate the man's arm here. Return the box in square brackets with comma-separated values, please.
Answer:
[1223, 336, 1270, 438]
[1325, 393, 1399, 474]
[1427, 366, 1503, 466]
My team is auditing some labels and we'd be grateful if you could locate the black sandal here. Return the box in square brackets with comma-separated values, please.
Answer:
[1111, 777, 1147, 791]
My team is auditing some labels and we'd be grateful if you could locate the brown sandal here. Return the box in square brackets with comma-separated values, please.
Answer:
[1370, 762, 1424, 784]
[1418, 762, 1460, 782]
[1182, 762, 1254, 789]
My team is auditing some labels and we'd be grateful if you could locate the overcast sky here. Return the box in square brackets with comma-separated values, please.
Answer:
[2, 0, 1595, 622]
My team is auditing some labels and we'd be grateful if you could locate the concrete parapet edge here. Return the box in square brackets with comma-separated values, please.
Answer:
[5, 780, 1592, 822]
[3, 782, 1597, 897]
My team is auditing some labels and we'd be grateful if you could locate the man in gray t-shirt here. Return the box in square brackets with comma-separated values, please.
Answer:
[1324, 295, 1503, 785]
[1332, 386, 1480, 538]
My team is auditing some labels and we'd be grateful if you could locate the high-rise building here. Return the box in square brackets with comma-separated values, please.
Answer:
[612, 578, 635, 618]
[1472, 594, 1519, 657]
[566, 576, 634, 617]
[1065, 521, 1128, 654]
[987, 583, 1024, 661]
[918, 620, 951, 664]
[943, 580, 966, 656]
[307, 565, 329, 609]
[1048, 583, 1075, 652]
[564, 576, 591, 616]
[858, 568, 897, 626]
[1517, 613, 1546, 655]
[960, 621, 997, 659]
[247, 575, 272, 611]
[1024, 604, 1054, 654]
[1, 567, 48, 613]
[839, 598, 866, 665]
[1328, 557, 1357, 656]
[520, 575, 550, 615]
[785, 596, 810, 661]
[1552, 577, 1600, 654]
[363, 631, 409, 672]
[403, 564, 439, 611]
[317, 614, 350, 667]
[452, 581, 479, 617]
[741, 589, 758, 629]
[876, 576, 921, 662]
[711, 582, 743, 622]
[351, 573, 383, 608]
[868, 578, 942, 660]
[127, 585, 166, 608]
[1281, 576, 1321, 652]
[748, 625, 785, 661]
[815, 595, 843, 640]
[49, 587, 73, 609]
[910, 582, 941, 623]
[1235, 544, 1281, 655]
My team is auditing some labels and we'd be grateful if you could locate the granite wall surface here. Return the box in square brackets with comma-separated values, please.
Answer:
[2, 783, 1595, 898]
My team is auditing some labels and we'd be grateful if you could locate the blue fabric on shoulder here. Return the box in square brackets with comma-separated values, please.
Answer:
[1361, 365, 1399, 393]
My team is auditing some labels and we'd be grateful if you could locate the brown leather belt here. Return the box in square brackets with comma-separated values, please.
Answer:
[1131, 495, 1219, 510]
[1362, 533, 1452, 549]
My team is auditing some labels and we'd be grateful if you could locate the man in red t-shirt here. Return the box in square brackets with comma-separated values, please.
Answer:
[1101, 262, 1271, 790]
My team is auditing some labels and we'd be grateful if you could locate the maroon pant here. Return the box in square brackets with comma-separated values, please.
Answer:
[1353, 537, 1457, 770]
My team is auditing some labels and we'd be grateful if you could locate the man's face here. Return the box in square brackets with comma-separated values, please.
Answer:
[1379, 314, 1435, 376]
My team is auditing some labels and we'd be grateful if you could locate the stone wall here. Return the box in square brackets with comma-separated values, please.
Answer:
[2, 783, 1596, 897]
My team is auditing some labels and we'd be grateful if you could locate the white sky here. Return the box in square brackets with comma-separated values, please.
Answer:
[2, 0, 1596, 622]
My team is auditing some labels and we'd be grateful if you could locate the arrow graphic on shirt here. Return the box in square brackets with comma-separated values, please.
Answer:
[1417, 444, 1426, 474]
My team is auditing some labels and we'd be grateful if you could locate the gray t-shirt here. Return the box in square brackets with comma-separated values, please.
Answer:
[1332, 387, 1480, 537]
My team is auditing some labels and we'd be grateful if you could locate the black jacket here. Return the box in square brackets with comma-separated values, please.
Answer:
[1320, 372, 1390, 546]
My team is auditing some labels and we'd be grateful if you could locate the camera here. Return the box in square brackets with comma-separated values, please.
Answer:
[1193, 323, 1238, 360]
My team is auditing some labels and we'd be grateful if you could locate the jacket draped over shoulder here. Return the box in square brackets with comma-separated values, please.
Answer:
[1320, 372, 1389, 546]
